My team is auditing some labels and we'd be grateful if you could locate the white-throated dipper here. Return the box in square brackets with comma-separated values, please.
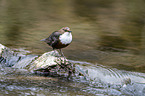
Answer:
[41, 27, 72, 57]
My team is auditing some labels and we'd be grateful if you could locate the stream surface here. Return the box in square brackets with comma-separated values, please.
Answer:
[0, 48, 145, 96]
[0, 0, 145, 95]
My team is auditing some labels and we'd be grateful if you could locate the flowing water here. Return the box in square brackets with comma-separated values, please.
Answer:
[0, 0, 145, 95]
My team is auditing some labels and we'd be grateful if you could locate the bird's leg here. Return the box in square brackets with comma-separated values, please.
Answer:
[59, 49, 65, 57]
[59, 49, 69, 66]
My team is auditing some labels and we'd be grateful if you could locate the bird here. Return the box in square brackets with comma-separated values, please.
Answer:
[41, 27, 72, 57]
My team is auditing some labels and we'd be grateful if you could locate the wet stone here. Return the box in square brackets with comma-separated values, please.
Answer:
[0, 44, 75, 77]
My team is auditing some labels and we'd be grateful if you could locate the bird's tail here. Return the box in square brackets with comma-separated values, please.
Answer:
[40, 38, 46, 41]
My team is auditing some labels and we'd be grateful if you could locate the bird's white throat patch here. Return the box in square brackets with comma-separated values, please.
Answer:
[59, 32, 72, 44]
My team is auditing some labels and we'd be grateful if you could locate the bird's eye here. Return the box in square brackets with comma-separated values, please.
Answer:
[63, 29, 68, 32]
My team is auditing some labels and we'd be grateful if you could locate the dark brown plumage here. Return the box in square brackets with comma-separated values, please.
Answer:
[41, 27, 72, 57]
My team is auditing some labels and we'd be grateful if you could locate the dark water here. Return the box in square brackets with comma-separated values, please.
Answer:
[0, 0, 145, 95]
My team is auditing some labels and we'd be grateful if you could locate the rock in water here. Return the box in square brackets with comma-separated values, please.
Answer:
[29, 51, 74, 77]
[0, 44, 24, 67]
[0, 44, 74, 77]
[29, 51, 60, 71]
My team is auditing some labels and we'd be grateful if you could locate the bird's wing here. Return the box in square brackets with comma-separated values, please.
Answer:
[44, 31, 61, 47]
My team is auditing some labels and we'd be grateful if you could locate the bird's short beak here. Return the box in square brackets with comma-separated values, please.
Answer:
[68, 31, 72, 32]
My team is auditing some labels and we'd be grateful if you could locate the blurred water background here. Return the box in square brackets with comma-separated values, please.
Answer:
[0, 0, 145, 95]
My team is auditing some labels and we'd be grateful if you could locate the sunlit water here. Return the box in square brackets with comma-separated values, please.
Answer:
[0, 0, 145, 95]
